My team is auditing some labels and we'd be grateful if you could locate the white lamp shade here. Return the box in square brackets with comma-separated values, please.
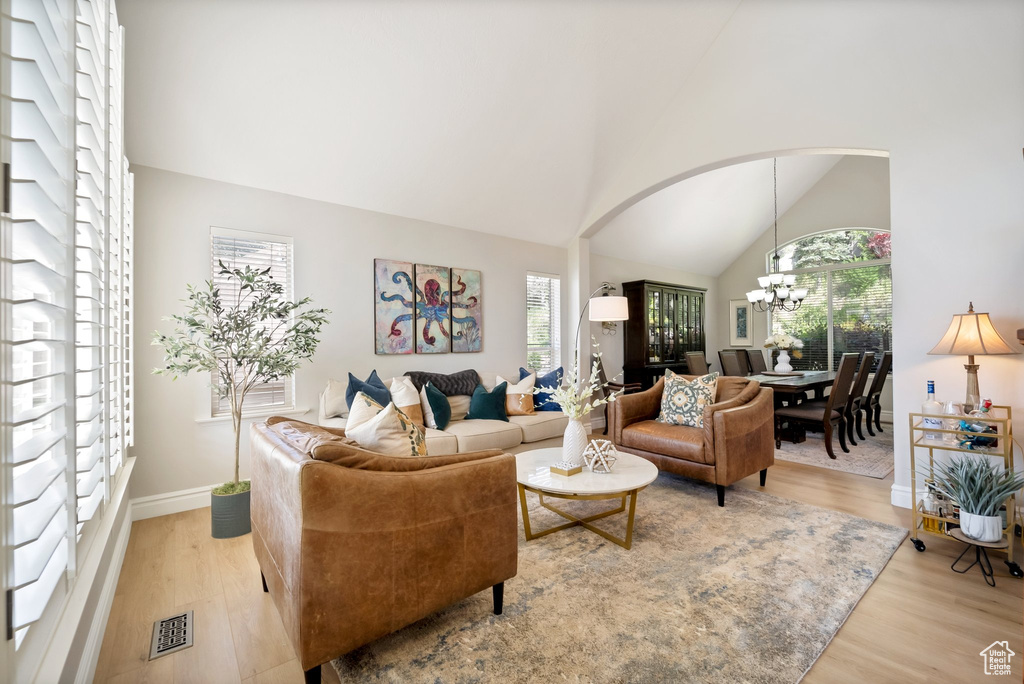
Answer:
[757, 276, 770, 288]
[746, 290, 763, 303]
[928, 306, 1019, 356]
[783, 274, 796, 286]
[792, 288, 808, 300]
[589, 295, 629, 322]
[768, 273, 785, 285]
[775, 287, 790, 299]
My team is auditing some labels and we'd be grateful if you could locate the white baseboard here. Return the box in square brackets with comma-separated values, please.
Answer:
[131, 483, 215, 521]
[891, 483, 916, 509]
[76, 499, 133, 684]
[880, 410, 893, 423]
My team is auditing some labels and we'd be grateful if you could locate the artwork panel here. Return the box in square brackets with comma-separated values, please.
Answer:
[451, 267, 482, 353]
[414, 264, 451, 354]
[374, 259, 414, 354]
[729, 299, 753, 347]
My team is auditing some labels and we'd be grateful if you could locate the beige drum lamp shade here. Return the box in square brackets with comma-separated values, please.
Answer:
[928, 302, 1019, 411]
[588, 295, 629, 322]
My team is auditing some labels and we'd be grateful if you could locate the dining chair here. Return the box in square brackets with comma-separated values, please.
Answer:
[593, 352, 642, 435]
[844, 351, 875, 446]
[718, 350, 749, 377]
[864, 351, 893, 435]
[746, 349, 768, 374]
[685, 351, 710, 375]
[773, 353, 859, 459]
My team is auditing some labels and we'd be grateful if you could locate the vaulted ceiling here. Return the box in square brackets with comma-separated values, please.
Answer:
[118, 0, 743, 247]
[590, 155, 844, 275]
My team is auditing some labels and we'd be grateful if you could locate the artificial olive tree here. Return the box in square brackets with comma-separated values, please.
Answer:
[153, 262, 330, 490]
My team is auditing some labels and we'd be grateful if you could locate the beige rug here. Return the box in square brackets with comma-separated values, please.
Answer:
[333, 473, 906, 683]
[776, 428, 895, 478]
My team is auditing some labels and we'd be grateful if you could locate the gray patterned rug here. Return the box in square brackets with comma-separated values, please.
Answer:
[332, 473, 906, 683]
[776, 428, 895, 478]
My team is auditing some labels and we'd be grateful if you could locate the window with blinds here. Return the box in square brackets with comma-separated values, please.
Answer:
[209, 228, 294, 417]
[770, 230, 891, 373]
[2, 0, 133, 672]
[526, 272, 561, 373]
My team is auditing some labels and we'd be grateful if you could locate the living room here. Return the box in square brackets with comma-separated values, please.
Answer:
[2, 1, 1022, 682]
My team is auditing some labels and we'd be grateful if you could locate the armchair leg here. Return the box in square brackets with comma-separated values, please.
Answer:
[304, 664, 321, 684]
[716, 485, 725, 507]
[846, 409, 857, 447]
[864, 407, 875, 437]
[874, 404, 884, 432]
[824, 421, 838, 460]
[759, 469, 767, 487]
[837, 418, 850, 454]
[261, 571, 268, 593]
[492, 582, 504, 615]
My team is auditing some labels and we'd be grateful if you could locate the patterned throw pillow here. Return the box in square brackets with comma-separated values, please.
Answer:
[346, 392, 427, 457]
[657, 370, 719, 428]
[521, 366, 563, 411]
[389, 376, 424, 427]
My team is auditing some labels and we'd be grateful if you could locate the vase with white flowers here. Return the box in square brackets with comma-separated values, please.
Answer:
[764, 333, 804, 373]
[535, 340, 623, 472]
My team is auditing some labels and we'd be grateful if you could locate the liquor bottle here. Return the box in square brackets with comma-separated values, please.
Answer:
[922, 381, 942, 440]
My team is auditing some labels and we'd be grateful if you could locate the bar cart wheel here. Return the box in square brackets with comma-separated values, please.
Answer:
[1005, 561, 1023, 578]
[912, 538, 926, 552]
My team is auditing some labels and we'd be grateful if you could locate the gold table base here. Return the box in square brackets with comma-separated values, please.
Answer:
[517, 483, 646, 550]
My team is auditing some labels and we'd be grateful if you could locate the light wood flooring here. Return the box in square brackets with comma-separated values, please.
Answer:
[95, 448, 1023, 683]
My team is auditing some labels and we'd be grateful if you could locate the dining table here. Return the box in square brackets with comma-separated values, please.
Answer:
[747, 370, 837, 444]
[747, 370, 836, 403]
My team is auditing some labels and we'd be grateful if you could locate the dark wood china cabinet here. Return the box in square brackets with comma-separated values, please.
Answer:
[621, 280, 707, 389]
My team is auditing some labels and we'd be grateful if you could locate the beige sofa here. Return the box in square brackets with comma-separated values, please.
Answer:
[318, 371, 568, 454]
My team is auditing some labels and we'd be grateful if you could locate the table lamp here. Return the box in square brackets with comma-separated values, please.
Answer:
[928, 302, 1019, 412]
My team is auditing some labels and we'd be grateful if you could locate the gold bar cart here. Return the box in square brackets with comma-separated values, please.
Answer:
[908, 406, 1022, 579]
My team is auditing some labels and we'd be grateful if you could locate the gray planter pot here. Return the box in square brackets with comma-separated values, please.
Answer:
[211, 489, 251, 539]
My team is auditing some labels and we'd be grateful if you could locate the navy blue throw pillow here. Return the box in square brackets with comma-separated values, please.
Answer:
[520, 366, 563, 412]
[345, 370, 390, 409]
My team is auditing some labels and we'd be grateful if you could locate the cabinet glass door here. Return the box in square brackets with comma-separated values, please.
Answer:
[664, 291, 676, 361]
[647, 288, 662, 363]
[677, 292, 690, 352]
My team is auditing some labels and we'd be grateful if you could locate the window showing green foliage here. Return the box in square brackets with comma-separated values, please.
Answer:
[771, 230, 891, 372]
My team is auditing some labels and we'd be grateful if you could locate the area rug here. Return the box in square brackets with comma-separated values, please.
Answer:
[333, 473, 907, 683]
[775, 428, 894, 478]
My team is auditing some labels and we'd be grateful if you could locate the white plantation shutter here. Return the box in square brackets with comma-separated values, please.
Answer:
[74, 0, 108, 534]
[526, 272, 561, 374]
[3, 0, 77, 658]
[210, 227, 294, 417]
[2, 0, 132, 674]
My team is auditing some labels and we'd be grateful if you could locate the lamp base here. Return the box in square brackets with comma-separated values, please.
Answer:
[964, 361, 980, 414]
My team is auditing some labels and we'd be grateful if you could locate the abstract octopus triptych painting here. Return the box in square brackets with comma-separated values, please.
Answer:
[374, 259, 482, 355]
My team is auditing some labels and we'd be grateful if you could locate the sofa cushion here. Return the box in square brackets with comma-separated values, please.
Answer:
[404, 369, 479, 396]
[444, 419, 523, 452]
[521, 366, 563, 411]
[509, 412, 568, 442]
[345, 370, 390, 409]
[448, 395, 471, 421]
[621, 420, 708, 464]
[420, 382, 451, 430]
[466, 382, 509, 421]
[658, 370, 718, 428]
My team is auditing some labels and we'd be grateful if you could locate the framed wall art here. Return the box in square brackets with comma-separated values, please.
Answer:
[730, 299, 753, 347]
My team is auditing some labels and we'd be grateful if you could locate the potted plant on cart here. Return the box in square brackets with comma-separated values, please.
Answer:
[153, 262, 330, 538]
[930, 455, 1024, 543]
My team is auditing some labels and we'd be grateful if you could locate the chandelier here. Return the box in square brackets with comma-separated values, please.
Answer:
[746, 158, 808, 312]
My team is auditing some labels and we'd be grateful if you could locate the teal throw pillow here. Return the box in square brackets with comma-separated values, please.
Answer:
[422, 382, 452, 431]
[657, 370, 718, 428]
[465, 382, 509, 422]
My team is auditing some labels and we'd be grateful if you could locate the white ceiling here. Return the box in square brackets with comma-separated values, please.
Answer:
[117, 0, 742, 246]
[590, 155, 843, 276]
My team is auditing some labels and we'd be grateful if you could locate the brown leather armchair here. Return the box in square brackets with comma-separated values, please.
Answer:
[608, 376, 775, 506]
[250, 418, 518, 683]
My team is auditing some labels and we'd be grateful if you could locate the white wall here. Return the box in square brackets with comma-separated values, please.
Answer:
[580, 1, 1024, 504]
[715, 155, 894, 415]
[131, 166, 567, 498]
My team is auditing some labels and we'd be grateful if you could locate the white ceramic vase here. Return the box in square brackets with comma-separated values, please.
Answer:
[562, 419, 588, 466]
[775, 350, 793, 373]
[960, 511, 1002, 543]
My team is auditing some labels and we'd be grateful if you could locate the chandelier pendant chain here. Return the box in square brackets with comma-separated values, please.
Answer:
[747, 157, 808, 313]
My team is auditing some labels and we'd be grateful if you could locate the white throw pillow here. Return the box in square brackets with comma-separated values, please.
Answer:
[389, 376, 424, 426]
[346, 392, 427, 457]
[322, 378, 349, 418]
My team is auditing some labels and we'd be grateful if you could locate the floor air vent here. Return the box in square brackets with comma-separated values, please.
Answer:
[149, 610, 194, 660]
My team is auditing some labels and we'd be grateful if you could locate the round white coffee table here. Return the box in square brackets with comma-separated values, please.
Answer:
[515, 447, 658, 550]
